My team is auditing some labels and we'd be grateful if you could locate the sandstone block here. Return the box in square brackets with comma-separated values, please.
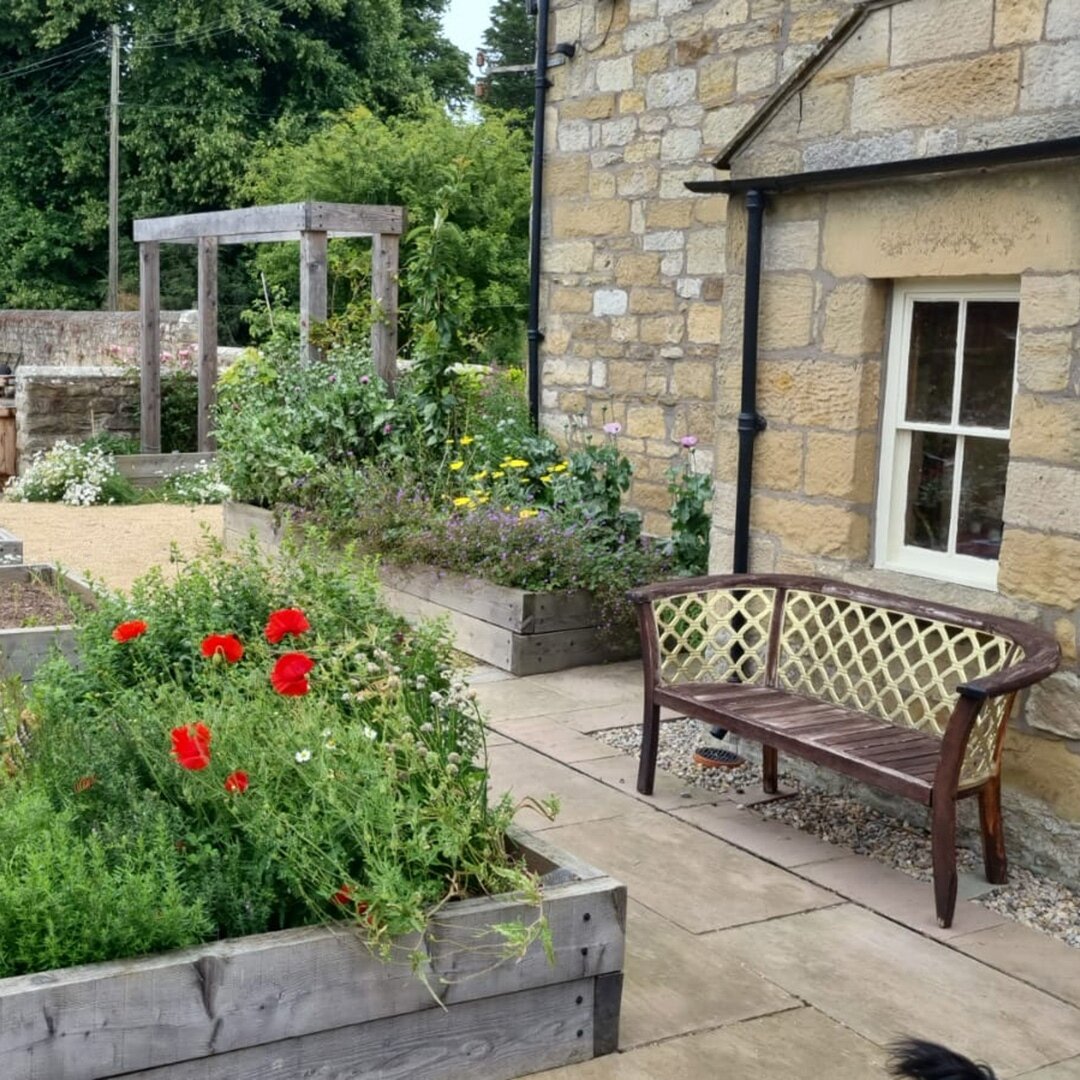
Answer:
[557, 390, 587, 414]
[560, 94, 617, 121]
[1017, 330, 1073, 392]
[550, 286, 593, 315]
[660, 126, 703, 163]
[999, 529, 1080, 609]
[752, 496, 871, 558]
[698, 57, 736, 108]
[593, 289, 629, 317]
[758, 358, 869, 430]
[660, 251, 685, 277]
[646, 199, 694, 229]
[1003, 462, 1080, 534]
[640, 315, 686, 345]
[616, 163, 660, 196]
[1011, 394, 1080, 468]
[553, 200, 630, 238]
[704, 0, 751, 30]
[557, 119, 592, 152]
[544, 156, 589, 197]
[631, 479, 672, 512]
[759, 274, 815, 349]
[1025, 672, 1080, 740]
[601, 116, 638, 147]
[822, 279, 887, 357]
[543, 356, 591, 386]
[890, 0, 993, 65]
[1019, 274, 1080, 330]
[675, 32, 711, 65]
[646, 69, 697, 110]
[994, 0, 1045, 44]
[817, 12, 889, 81]
[1055, 618, 1078, 663]
[623, 19, 667, 51]
[589, 171, 617, 198]
[620, 90, 646, 114]
[804, 432, 876, 501]
[686, 228, 726, 275]
[1047, 0, 1080, 38]
[851, 52, 1020, 132]
[754, 429, 803, 492]
[626, 404, 669, 440]
[545, 241, 595, 273]
[629, 288, 676, 314]
[608, 360, 648, 395]
[790, 7, 849, 44]
[694, 196, 728, 226]
[643, 230, 685, 251]
[624, 136, 662, 163]
[1021, 43, 1080, 110]
[762, 220, 820, 272]
[596, 57, 634, 93]
[701, 104, 757, 153]
[615, 253, 662, 286]
[686, 305, 723, 344]
[736, 48, 778, 95]
[670, 360, 714, 400]
[676, 277, 702, 299]
[591, 360, 607, 389]
[635, 44, 672, 78]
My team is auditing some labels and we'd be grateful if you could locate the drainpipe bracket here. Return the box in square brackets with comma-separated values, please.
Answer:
[737, 411, 767, 434]
[526, 328, 545, 343]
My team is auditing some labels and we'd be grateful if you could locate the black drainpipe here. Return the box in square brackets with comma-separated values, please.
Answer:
[526, 0, 550, 431]
[733, 189, 767, 573]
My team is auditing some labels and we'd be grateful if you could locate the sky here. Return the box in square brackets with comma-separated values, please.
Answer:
[442, 0, 492, 60]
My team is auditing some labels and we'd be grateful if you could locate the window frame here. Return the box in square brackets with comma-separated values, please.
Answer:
[875, 279, 1020, 592]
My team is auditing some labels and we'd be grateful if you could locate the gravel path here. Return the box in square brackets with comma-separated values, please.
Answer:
[595, 718, 1080, 949]
[0, 502, 224, 592]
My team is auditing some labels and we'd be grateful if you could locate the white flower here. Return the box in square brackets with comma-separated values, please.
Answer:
[362, 726, 378, 741]
[295, 748, 312, 763]
[321, 728, 333, 738]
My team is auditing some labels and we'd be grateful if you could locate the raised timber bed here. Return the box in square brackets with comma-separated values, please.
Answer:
[0, 827, 626, 1080]
[222, 501, 640, 676]
[0, 563, 94, 679]
[115, 451, 215, 489]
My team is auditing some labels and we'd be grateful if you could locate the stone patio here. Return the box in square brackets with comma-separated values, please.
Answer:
[476, 660, 1080, 1080]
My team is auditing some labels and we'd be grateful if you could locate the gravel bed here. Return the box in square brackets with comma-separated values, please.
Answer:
[594, 718, 1080, 949]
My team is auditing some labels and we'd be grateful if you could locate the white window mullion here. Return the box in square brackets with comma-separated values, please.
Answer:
[947, 434, 965, 556]
[951, 299, 967, 427]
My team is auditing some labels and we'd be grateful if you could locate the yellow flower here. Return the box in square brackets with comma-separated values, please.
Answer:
[539, 474, 553, 484]
[459, 435, 474, 445]
[476, 494, 490, 504]
[518, 508, 540, 519]
[471, 470, 488, 481]
[552, 462, 568, 473]
[448, 460, 465, 471]
[452, 496, 473, 508]
[491, 470, 505, 479]
[506, 459, 529, 469]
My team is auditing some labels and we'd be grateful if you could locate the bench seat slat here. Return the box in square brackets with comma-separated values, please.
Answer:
[654, 683, 937, 803]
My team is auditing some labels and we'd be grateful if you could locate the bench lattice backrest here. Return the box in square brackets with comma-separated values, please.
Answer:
[777, 590, 1019, 788]
[650, 584, 1020, 790]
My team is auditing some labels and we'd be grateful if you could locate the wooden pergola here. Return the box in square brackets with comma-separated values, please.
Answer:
[132, 202, 406, 452]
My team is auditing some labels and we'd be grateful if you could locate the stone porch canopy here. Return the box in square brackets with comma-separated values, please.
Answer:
[680, 0, 1080, 576]
[132, 202, 405, 453]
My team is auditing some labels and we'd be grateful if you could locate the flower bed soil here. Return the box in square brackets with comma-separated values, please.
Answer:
[0, 578, 74, 628]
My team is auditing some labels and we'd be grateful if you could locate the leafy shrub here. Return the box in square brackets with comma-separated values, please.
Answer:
[5, 441, 139, 506]
[667, 439, 714, 576]
[1, 539, 543, 978]
[158, 460, 232, 505]
[161, 371, 199, 453]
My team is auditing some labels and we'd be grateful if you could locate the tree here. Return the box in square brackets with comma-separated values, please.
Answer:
[481, 0, 535, 124]
[0, 0, 469, 323]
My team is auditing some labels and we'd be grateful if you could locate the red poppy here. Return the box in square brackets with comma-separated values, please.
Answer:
[331, 885, 370, 917]
[271, 652, 315, 696]
[265, 608, 310, 645]
[224, 770, 249, 794]
[201, 633, 244, 663]
[73, 775, 96, 794]
[171, 722, 212, 770]
[112, 619, 148, 642]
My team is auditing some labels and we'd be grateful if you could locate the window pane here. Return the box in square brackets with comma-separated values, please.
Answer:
[904, 431, 955, 552]
[959, 301, 1018, 429]
[905, 301, 958, 423]
[956, 437, 1009, 561]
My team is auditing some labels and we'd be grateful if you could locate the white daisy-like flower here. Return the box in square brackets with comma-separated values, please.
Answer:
[321, 728, 333, 738]
[362, 726, 378, 741]
[295, 748, 312, 763]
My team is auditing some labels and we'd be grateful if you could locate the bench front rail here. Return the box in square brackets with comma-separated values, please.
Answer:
[629, 574, 1060, 927]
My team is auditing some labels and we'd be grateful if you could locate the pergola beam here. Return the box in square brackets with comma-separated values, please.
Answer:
[139, 241, 161, 453]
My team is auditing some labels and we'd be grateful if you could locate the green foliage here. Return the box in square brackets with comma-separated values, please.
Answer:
[244, 106, 531, 365]
[0, 1, 468, 315]
[161, 372, 199, 454]
[4, 441, 140, 506]
[481, 0, 537, 124]
[3, 539, 541, 977]
[667, 444, 713, 576]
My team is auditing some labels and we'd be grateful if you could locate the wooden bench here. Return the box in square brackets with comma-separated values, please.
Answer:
[629, 574, 1060, 927]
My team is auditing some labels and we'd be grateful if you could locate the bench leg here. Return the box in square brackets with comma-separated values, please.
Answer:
[931, 797, 958, 929]
[636, 699, 660, 796]
[762, 745, 778, 794]
[978, 776, 1008, 885]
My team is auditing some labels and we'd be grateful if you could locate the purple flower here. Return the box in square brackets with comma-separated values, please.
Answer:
[680, 435, 699, 449]
[383, 423, 393, 435]
[603, 422, 622, 436]
[360, 375, 371, 385]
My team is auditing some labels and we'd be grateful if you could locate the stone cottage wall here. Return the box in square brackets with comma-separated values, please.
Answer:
[542, 0, 859, 532]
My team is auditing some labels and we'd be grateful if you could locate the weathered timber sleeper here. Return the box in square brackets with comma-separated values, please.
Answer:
[629, 574, 1060, 928]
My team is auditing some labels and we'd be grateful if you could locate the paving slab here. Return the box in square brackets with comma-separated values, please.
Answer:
[466, 663, 516, 685]
[534, 1006, 889, 1079]
[797, 852, 1009, 939]
[484, 729, 513, 747]
[618, 900, 797, 1048]
[558, 702, 684, 732]
[674, 803, 851, 868]
[543, 811, 838, 934]
[487, 714, 624, 762]
[712, 905, 1080, 1078]
[525, 661, 643, 707]
[1018, 1059, 1080, 1079]
[474, 678, 584, 721]
[486, 743, 643, 830]
[951, 922, 1080, 1008]
[573, 753, 722, 811]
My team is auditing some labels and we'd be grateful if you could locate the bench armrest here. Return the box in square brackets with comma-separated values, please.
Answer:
[627, 574, 761, 606]
[957, 642, 1061, 700]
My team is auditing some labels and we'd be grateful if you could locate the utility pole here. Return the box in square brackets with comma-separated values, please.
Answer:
[107, 22, 120, 310]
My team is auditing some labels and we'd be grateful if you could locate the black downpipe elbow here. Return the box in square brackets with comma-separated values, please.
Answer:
[526, 0, 550, 431]
[732, 189, 767, 574]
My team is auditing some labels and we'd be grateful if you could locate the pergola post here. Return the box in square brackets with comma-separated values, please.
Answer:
[371, 230, 401, 388]
[299, 229, 328, 364]
[197, 236, 219, 451]
[139, 240, 161, 453]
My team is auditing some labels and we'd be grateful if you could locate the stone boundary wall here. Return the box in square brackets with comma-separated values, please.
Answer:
[14, 366, 139, 459]
[0, 310, 197, 368]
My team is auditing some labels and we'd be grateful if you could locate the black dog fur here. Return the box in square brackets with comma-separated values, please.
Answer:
[889, 1039, 997, 1080]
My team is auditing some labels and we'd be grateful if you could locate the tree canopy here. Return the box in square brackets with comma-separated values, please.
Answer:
[0, 0, 469, 312]
[481, 0, 535, 124]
